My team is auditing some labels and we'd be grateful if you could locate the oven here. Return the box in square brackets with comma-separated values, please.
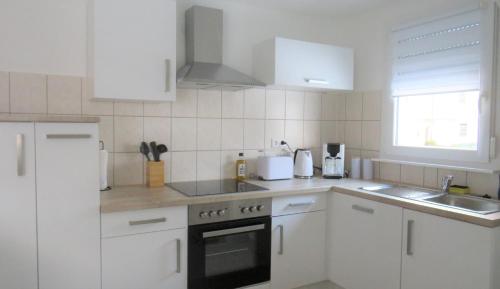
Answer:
[188, 199, 272, 289]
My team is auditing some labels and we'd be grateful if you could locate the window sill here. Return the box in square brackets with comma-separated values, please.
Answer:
[372, 158, 500, 174]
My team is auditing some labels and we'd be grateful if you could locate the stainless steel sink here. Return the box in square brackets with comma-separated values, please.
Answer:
[419, 194, 500, 215]
[360, 185, 441, 200]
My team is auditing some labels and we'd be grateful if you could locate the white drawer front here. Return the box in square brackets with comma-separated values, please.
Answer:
[102, 206, 187, 238]
[272, 193, 326, 216]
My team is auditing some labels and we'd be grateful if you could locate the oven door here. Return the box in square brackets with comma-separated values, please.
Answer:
[188, 216, 271, 289]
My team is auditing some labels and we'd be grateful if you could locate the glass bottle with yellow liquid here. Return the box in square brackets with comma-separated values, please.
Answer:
[236, 152, 247, 180]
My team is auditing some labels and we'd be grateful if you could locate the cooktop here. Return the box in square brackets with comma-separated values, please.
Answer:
[166, 179, 268, 197]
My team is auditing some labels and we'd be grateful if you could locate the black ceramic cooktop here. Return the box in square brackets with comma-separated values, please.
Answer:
[166, 179, 268, 197]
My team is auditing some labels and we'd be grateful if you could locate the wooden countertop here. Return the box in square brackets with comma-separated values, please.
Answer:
[101, 178, 500, 228]
[0, 114, 100, 123]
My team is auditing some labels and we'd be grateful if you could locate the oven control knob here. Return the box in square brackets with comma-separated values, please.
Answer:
[199, 211, 209, 219]
[209, 211, 218, 217]
[257, 205, 264, 211]
[217, 209, 226, 216]
[241, 207, 250, 214]
[249, 206, 257, 212]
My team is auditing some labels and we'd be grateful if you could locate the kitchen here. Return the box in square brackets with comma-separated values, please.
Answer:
[1, 0, 500, 289]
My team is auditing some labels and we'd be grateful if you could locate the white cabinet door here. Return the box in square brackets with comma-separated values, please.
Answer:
[89, 0, 176, 102]
[0, 122, 37, 289]
[35, 123, 101, 289]
[402, 209, 494, 289]
[328, 193, 402, 289]
[102, 228, 187, 289]
[271, 211, 326, 289]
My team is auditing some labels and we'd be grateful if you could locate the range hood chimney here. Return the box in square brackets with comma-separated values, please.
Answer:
[177, 6, 265, 90]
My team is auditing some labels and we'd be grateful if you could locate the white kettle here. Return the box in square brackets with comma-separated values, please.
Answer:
[293, 149, 314, 178]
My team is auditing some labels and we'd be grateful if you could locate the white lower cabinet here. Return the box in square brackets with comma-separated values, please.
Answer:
[271, 194, 327, 289]
[402, 209, 499, 289]
[328, 193, 402, 289]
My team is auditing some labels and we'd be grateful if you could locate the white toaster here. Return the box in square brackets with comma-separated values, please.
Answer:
[257, 156, 294, 181]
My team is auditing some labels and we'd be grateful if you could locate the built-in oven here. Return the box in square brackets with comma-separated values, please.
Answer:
[188, 198, 272, 289]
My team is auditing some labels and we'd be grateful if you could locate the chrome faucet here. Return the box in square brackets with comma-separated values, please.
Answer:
[440, 175, 454, 193]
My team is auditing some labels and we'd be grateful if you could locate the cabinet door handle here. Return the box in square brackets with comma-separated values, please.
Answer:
[46, 134, 92, 139]
[407, 220, 414, 256]
[128, 217, 167, 226]
[305, 78, 328, 85]
[176, 238, 181, 273]
[278, 224, 284, 255]
[352, 204, 374, 214]
[165, 59, 171, 92]
[287, 201, 315, 208]
[16, 134, 24, 176]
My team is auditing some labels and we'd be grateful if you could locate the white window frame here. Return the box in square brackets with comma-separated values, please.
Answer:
[380, 3, 497, 167]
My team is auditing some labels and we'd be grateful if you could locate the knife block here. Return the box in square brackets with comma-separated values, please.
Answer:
[146, 161, 164, 188]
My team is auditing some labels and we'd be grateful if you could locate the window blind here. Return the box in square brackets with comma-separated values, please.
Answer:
[391, 9, 482, 97]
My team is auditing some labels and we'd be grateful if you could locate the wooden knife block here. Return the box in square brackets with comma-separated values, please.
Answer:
[146, 161, 164, 188]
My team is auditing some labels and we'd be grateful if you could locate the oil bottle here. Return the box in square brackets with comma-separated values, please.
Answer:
[236, 152, 247, 180]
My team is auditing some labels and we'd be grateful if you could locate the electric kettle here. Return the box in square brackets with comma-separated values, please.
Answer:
[293, 149, 314, 178]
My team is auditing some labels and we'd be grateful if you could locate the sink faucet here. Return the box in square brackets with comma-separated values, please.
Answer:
[441, 175, 454, 193]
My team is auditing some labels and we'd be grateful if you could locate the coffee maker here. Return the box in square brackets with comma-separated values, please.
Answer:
[322, 143, 345, 179]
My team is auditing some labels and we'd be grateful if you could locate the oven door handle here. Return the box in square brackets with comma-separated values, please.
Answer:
[202, 224, 266, 239]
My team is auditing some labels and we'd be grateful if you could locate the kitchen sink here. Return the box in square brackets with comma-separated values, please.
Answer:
[360, 185, 500, 215]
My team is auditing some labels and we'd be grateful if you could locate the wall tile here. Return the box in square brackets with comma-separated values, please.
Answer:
[82, 78, 113, 115]
[321, 121, 344, 144]
[401, 165, 424, 186]
[438, 169, 467, 186]
[172, 89, 197, 117]
[114, 116, 143, 153]
[98, 116, 114, 152]
[171, 151, 196, 182]
[380, 163, 401, 183]
[198, 89, 221, 118]
[265, 119, 285, 149]
[467, 172, 498, 197]
[10, 72, 47, 114]
[144, 102, 171, 117]
[171, 118, 197, 151]
[197, 119, 221, 150]
[322, 93, 345, 121]
[0, 72, 9, 112]
[265, 89, 285, 119]
[285, 90, 304, 120]
[114, 153, 143, 185]
[221, 151, 240, 179]
[285, 120, 304, 149]
[106, 153, 114, 186]
[244, 119, 265, 149]
[197, 151, 221, 180]
[47, 75, 82, 115]
[346, 92, 363, 120]
[423, 167, 439, 189]
[244, 88, 266, 119]
[303, 121, 321, 148]
[363, 91, 382, 120]
[222, 119, 244, 150]
[222, 90, 244, 118]
[304, 91, 322, 120]
[345, 121, 362, 149]
[144, 117, 171, 148]
[114, 102, 143, 116]
[362, 121, 380, 150]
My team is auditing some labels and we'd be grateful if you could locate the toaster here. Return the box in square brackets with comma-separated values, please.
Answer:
[257, 156, 294, 181]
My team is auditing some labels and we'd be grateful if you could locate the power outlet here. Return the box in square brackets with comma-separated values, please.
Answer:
[271, 138, 281, 148]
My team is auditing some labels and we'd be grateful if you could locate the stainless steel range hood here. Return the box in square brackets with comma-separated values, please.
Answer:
[177, 6, 265, 90]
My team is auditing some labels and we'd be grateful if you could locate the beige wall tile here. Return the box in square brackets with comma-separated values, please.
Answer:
[322, 93, 346, 121]
[114, 102, 143, 116]
[197, 119, 221, 150]
[197, 151, 221, 180]
[221, 151, 240, 179]
[467, 172, 498, 198]
[222, 90, 244, 118]
[244, 119, 265, 149]
[423, 167, 439, 189]
[304, 91, 322, 120]
[47, 75, 82, 115]
[10, 72, 47, 114]
[362, 121, 380, 150]
[285, 90, 304, 120]
[144, 117, 171, 148]
[265, 89, 285, 119]
[144, 102, 171, 117]
[198, 89, 221, 118]
[172, 118, 197, 151]
[346, 92, 362, 120]
[222, 119, 244, 150]
[438, 169, 467, 186]
[114, 153, 143, 185]
[380, 162, 401, 183]
[285, 120, 304, 149]
[244, 88, 266, 119]
[363, 91, 382, 120]
[173, 89, 197, 117]
[401, 165, 424, 186]
[98, 116, 114, 152]
[265, 119, 285, 149]
[345, 121, 362, 149]
[321, 121, 345, 144]
[171, 151, 196, 182]
[82, 78, 113, 115]
[303, 121, 321, 148]
[0, 72, 9, 112]
[114, 116, 143, 153]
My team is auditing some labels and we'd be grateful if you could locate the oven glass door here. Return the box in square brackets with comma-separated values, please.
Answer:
[188, 216, 271, 289]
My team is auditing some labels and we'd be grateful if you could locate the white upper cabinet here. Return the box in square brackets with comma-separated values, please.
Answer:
[253, 37, 353, 91]
[88, 0, 176, 102]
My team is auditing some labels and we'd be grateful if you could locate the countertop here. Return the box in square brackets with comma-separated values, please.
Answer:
[0, 114, 100, 123]
[101, 178, 500, 228]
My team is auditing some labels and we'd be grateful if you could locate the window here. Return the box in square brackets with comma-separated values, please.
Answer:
[382, 5, 496, 164]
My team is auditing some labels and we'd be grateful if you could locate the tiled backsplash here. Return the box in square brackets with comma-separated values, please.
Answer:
[1, 71, 497, 197]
